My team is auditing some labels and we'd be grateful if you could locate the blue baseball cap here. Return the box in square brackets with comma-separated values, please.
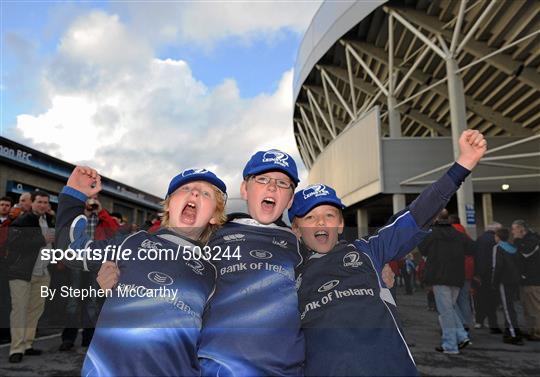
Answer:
[288, 184, 345, 222]
[242, 149, 299, 185]
[166, 168, 227, 197]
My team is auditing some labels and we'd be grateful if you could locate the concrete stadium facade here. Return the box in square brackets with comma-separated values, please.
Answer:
[293, 0, 540, 237]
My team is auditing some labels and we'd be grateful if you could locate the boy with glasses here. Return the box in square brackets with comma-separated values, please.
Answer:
[198, 149, 305, 376]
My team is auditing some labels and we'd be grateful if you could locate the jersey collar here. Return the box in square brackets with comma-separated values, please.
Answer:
[154, 228, 203, 247]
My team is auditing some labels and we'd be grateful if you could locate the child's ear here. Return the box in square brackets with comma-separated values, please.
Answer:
[209, 216, 217, 225]
[240, 180, 248, 201]
[286, 191, 294, 209]
[291, 220, 302, 239]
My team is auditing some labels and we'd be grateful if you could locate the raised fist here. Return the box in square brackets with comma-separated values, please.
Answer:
[457, 130, 487, 170]
[67, 166, 102, 197]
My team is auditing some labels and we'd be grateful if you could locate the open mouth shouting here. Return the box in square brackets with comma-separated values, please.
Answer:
[181, 201, 198, 225]
[314, 230, 329, 244]
[261, 197, 276, 213]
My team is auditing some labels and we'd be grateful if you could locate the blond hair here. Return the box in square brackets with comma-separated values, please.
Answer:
[160, 185, 227, 244]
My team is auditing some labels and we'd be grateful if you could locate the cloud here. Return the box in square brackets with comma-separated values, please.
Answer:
[121, 2, 322, 47]
[12, 10, 307, 202]
[46, 11, 153, 94]
[177, 2, 321, 44]
[15, 96, 100, 162]
[58, 11, 151, 67]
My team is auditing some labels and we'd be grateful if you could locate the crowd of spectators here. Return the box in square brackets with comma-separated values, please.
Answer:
[0, 192, 148, 363]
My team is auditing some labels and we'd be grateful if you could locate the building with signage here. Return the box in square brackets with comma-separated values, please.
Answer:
[0, 136, 162, 225]
[293, 0, 540, 237]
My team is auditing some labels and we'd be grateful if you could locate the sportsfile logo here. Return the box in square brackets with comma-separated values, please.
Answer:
[343, 252, 363, 268]
[223, 233, 245, 242]
[140, 239, 163, 250]
[303, 184, 330, 200]
[181, 168, 209, 177]
[272, 238, 288, 249]
[147, 271, 174, 286]
[250, 250, 273, 259]
[262, 150, 289, 167]
[186, 260, 205, 275]
[318, 280, 340, 292]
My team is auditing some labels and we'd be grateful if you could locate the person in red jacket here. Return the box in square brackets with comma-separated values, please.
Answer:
[147, 216, 161, 233]
[85, 197, 119, 241]
[0, 197, 14, 256]
[0, 196, 14, 343]
[388, 260, 400, 300]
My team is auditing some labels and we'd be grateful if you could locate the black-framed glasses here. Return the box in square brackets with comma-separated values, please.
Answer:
[251, 175, 293, 189]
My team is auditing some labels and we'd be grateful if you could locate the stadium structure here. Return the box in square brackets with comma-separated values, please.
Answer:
[0, 136, 161, 224]
[293, 0, 540, 237]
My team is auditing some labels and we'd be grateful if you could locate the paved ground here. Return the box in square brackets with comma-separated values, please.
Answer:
[1, 287, 539, 376]
[398, 288, 540, 377]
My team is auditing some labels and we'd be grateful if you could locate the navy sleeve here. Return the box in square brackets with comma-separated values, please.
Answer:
[356, 163, 471, 273]
[355, 211, 430, 272]
[409, 162, 471, 229]
[56, 186, 128, 272]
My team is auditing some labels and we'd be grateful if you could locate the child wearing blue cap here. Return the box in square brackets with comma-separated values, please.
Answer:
[55, 166, 227, 376]
[197, 149, 306, 376]
[290, 130, 487, 376]
[95, 150, 305, 375]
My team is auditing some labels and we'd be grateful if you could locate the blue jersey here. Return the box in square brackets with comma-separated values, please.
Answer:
[297, 164, 469, 376]
[297, 212, 425, 376]
[198, 216, 304, 376]
[56, 187, 216, 376]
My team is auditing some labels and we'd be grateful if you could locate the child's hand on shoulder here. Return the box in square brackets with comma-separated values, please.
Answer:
[97, 261, 120, 290]
[382, 264, 395, 288]
[67, 166, 102, 197]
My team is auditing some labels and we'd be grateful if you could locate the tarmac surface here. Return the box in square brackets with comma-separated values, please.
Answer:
[1, 286, 539, 376]
[399, 288, 540, 377]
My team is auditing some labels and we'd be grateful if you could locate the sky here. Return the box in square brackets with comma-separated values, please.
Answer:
[0, 1, 323, 205]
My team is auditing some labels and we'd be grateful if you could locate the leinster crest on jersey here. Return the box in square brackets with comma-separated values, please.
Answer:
[343, 251, 363, 268]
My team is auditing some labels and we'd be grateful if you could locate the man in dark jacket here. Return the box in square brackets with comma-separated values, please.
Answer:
[474, 222, 502, 332]
[7, 191, 54, 363]
[492, 228, 523, 345]
[512, 220, 540, 341]
[419, 209, 475, 354]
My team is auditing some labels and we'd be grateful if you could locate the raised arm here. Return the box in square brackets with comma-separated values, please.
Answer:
[56, 166, 126, 272]
[357, 130, 487, 269]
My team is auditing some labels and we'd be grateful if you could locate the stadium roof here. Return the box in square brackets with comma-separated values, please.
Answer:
[293, 0, 540, 168]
